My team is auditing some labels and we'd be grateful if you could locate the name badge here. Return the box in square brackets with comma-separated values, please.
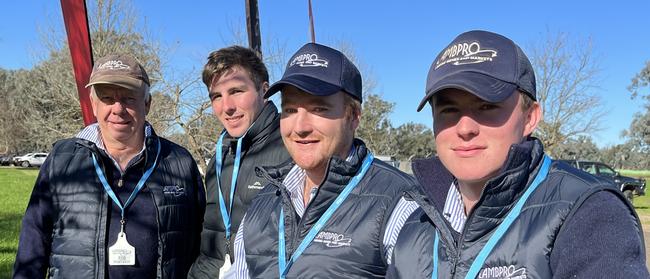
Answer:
[219, 254, 231, 277]
[108, 232, 136, 266]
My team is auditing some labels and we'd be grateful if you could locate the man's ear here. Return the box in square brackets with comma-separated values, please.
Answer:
[261, 81, 270, 96]
[350, 107, 361, 131]
[90, 90, 99, 117]
[144, 94, 152, 115]
[523, 102, 542, 137]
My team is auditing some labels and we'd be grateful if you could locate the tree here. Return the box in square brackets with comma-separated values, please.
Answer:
[5, 0, 164, 153]
[0, 69, 30, 154]
[622, 59, 650, 170]
[530, 32, 606, 157]
[600, 143, 637, 170]
[554, 135, 601, 161]
[621, 105, 650, 169]
[628, 60, 650, 100]
[357, 94, 397, 156]
[335, 42, 397, 156]
[392, 122, 435, 160]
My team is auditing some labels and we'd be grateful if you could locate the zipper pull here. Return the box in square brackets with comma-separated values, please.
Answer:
[118, 178, 124, 188]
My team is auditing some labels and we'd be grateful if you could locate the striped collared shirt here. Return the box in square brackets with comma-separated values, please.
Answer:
[443, 180, 467, 233]
[76, 123, 152, 173]
[226, 149, 419, 278]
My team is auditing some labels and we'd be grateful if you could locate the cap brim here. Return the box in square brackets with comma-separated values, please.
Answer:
[416, 71, 517, 112]
[85, 76, 146, 92]
[265, 74, 342, 99]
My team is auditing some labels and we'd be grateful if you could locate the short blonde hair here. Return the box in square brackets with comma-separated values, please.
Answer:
[342, 93, 361, 119]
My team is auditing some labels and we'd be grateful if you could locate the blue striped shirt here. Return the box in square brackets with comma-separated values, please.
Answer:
[443, 181, 467, 233]
[225, 151, 419, 278]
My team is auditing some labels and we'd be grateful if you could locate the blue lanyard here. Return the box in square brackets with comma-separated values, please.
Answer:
[278, 153, 374, 278]
[431, 155, 552, 279]
[91, 140, 161, 220]
[215, 130, 248, 240]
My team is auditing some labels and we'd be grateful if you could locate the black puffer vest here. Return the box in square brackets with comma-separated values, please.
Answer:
[243, 140, 417, 278]
[189, 101, 291, 278]
[389, 139, 637, 279]
[45, 133, 204, 278]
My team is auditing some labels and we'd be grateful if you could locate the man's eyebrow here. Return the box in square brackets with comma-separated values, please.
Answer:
[432, 95, 455, 107]
[288, 98, 335, 108]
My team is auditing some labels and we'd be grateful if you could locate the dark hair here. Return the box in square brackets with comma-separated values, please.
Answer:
[202, 46, 269, 92]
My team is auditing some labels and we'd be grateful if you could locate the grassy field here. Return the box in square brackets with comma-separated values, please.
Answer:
[620, 169, 650, 178]
[0, 168, 648, 278]
[0, 168, 37, 278]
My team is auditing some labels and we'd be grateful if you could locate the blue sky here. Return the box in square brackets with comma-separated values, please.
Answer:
[2, 1, 649, 148]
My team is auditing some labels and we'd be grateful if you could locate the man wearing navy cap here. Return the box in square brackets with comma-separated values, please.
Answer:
[388, 30, 648, 278]
[226, 43, 419, 278]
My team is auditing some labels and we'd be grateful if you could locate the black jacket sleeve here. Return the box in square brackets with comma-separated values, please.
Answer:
[13, 157, 54, 279]
[189, 154, 208, 269]
[188, 157, 227, 278]
[550, 191, 649, 278]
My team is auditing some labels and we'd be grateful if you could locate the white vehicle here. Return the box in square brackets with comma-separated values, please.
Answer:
[14, 153, 49, 167]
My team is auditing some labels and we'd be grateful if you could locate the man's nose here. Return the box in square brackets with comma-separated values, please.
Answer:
[293, 110, 313, 136]
[111, 99, 128, 114]
[455, 114, 479, 140]
[222, 94, 236, 113]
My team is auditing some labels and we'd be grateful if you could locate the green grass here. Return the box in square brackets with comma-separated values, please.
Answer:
[634, 194, 650, 229]
[0, 168, 38, 278]
[619, 169, 650, 178]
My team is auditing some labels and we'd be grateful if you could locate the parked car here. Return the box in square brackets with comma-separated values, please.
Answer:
[561, 160, 646, 202]
[0, 154, 15, 166]
[13, 152, 49, 168]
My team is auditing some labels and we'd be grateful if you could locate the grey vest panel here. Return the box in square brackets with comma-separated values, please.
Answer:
[47, 142, 107, 279]
[399, 162, 626, 279]
[244, 160, 414, 278]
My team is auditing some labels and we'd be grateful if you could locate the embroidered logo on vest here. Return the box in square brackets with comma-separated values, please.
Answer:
[478, 265, 527, 279]
[163, 185, 185, 196]
[247, 181, 264, 190]
[313, 231, 351, 248]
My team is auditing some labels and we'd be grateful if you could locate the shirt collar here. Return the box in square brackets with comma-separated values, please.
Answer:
[76, 123, 152, 172]
[443, 180, 467, 233]
[283, 144, 357, 218]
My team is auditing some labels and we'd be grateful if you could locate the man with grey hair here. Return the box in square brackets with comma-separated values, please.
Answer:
[14, 54, 205, 278]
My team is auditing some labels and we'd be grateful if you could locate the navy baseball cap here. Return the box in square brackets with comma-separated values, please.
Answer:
[417, 30, 536, 111]
[265, 43, 363, 103]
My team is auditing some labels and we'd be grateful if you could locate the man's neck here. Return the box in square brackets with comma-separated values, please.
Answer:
[103, 135, 144, 172]
[303, 168, 325, 206]
[457, 180, 486, 216]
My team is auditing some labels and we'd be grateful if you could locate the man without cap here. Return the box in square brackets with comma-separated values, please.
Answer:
[13, 54, 206, 278]
[188, 46, 290, 278]
[388, 30, 648, 278]
[226, 43, 420, 278]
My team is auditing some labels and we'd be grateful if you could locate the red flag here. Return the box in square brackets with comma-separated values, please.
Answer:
[60, 0, 95, 126]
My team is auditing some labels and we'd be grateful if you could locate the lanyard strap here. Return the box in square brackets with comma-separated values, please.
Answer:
[92, 139, 161, 220]
[278, 152, 375, 278]
[215, 130, 247, 240]
[431, 155, 552, 279]
[431, 230, 439, 279]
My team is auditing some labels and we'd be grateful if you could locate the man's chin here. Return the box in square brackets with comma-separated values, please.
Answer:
[224, 126, 248, 138]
